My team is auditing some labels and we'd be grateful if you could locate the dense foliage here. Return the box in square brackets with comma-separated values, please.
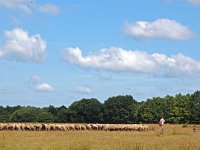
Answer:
[0, 91, 200, 124]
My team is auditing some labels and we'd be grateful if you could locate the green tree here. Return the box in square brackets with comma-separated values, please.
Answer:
[103, 95, 137, 123]
[68, 98, 103, 123]
[162, 95, 174, 123]
[56, 107, 69, 123]
[38, 110, 55, 123]
[190, 91, 200, 123]
[164, 94, 191, 124]
[0, 106, 10, 122]
[11, 106, 39, 122]
[137, 97, 165, 123]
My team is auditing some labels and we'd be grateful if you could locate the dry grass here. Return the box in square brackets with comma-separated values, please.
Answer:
[0, 124, 199, 150]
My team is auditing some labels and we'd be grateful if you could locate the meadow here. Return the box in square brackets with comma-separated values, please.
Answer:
[0, 124, 199, 150]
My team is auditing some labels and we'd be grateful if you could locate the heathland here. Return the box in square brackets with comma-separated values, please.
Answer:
[0, 124, 199, 150]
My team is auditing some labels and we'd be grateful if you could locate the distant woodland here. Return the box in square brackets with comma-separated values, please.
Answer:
[0, 91, 200, 124]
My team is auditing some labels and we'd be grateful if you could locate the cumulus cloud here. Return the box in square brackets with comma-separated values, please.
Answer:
[75, 86, 92, 94]
[0, 28, 46, 62]
[38, 4, 59, 15]
[62, 47, 200, 77]
[36, 83, 54, 92]
[28, 76, 53, 92]
[187, 0, 200, 5]
[123, 18, 193, 40]
[0, 0, 60, 15]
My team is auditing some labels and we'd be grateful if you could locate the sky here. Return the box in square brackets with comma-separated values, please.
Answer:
[0, 0, 200, 107]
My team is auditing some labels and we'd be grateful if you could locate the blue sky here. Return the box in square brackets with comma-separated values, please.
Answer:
[0, 0, 200, 106]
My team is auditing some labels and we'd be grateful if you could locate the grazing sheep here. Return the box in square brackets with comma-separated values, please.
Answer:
[49, 124, 56, 131]
[85, 124, 92, 130]
[35, 124, 43, 131]
[80, 124, 86, 130]
[63, 124, 70, 130]
[0, 123, 149, 131]
[97, 124, 103, 130]
[6, 123, 13, 130]
[102, 124, 109, 131]
[14, 124, 21, 131]
[54, 124, 61, 131]
[75, 124, 81, 130]
[41, 124, 49, 131]
[60, 125, 66, 131]
[68, 124, 75, 130]
[90, 124, 98, 130]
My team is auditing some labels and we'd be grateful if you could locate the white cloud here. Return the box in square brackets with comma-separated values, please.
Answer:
[187, 0, 200, 5]
[0, 28, 46, 62]
[27, 76, 54, 92]
[63, 47, 200, 77]
[0, 0, 60, 15]
[38, 4, 59, 15]
[123, 18, 193, 40]
[76, 86, 92, 94]
[36, 83, 54, 92]
[0, 0, 32, 14]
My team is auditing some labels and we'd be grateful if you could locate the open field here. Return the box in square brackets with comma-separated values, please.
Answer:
[0, 124, 199, 150]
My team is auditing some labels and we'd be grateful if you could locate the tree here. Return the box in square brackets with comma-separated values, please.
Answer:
[173, 94, 191, 123]
[43, 105, 59, 122]
[103, 95, 137, 123]
[68, 98, 103, 123]
[11, 106, 39, 122]
[162, 95, 174, 123]
[0, 106, 10, 122]
[137, 97, 165, 123]
[38, 110, 55, 123]
[56, 107, 69, 123]
[190, 91, 200, 123]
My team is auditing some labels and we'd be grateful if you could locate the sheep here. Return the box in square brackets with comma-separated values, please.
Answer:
[75, 124, 81, 130]
[80, 124, 86, 130]
[68, 124, 75, 130]
[90, 124, 98, 130]
[14, 124, 21, 131]
[0, 123, 149, 131]
[49, 124, 56, 131]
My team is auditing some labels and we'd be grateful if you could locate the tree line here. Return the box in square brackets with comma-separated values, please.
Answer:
[0, 91, 200, 124]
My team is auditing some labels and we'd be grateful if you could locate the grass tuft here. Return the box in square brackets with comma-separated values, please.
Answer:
[133, 143, 143, 150]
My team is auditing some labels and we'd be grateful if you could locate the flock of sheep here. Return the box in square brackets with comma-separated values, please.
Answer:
[0, 123, 149, 131]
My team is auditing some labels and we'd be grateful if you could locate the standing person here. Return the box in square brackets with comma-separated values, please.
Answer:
[159, 118, 165, 132]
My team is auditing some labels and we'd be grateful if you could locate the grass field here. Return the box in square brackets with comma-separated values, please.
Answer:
[0, 124, 199, 150]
